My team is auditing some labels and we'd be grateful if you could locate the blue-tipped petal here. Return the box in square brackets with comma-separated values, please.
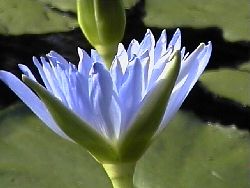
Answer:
[159, 42, 212, 131]
[33, 57, 53, 92]
[167, 28, 181, 53]
[78, 47, 93, 75]
[0, 28, 212, 164]
[23, 76, 119, 163]
[0, 71, 69, 139]
[40, 57, 67, 103]
[110, 57, 123, 93]
[154, 29, 167, 62]
[139, 29, 155, 58]
[18, 64, 37, 81]
[119, 58, 144, 131]
[127, 39, 140, 60]
[116, 43, 128, 73]
[118, 51, 181, 161]
[90, 63, 121, 139]
[47, 51, 68, 67]
[91, 49, 104, 64]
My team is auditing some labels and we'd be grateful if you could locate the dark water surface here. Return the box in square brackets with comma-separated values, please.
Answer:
[0, 1, 249, 130]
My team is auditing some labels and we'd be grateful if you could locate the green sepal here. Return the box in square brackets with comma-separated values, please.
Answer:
[77, 0, 126, 66]
[22, 76, 119, 163]
[118, 50, 181, 162]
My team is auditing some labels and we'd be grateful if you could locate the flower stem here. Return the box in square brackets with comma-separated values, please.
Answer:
[102, 162, 136, 188]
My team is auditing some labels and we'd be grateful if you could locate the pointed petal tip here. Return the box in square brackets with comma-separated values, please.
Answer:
[32, 56, 38, 62]
[77, 47, 85, 55]
[175, 28, 181, 35]
[207, 41, 212, 49]
[0, 70, 8, 78]
[18, 63, 25, 70]
[117, 43, 125, 52]
[161, 29, 166, 36]
[146, 28, 152, 34]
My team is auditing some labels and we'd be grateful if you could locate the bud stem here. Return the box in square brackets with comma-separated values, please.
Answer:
[95, 44, 117, 68]
[102, 162, 136, 188]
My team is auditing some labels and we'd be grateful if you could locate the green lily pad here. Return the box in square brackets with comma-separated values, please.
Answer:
[39, 0, 77, 12]
[238, 61, 250, 72]
[0, 104, 111, 188]
[144, 0, 250, 41]
[39, 0, 139, 11]
[0, 0, 138, 35]
[0, 0, 77, 35]
[38, 0, 139, 11]
[200, 68, 250, 106]
[135, 112, 250, 188]
[0, 104, 249, 187]
[123, 0, 139, 8]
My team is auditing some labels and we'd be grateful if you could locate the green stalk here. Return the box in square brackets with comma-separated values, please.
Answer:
[102, 162, 136, 188]
[95, 44, 117, 68]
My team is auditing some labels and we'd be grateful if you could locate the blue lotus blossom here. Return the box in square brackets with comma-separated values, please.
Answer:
[0, 29, 212, 163]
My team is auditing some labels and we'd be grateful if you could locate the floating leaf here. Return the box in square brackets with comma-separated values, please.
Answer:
[0, 0, 77, 35]
[0, 0, 139, 35]
[39, 0, 77, 12]
[135, 111, 250, 188]
[39, 0, 139, 11]
[0, 104, 249, 187]
[123, 0, 140, 8]
[200, 68, 250, 106]
[0, 104, 110, 188]
[144, 0, 250, 41]
[238, 61, 250, 72]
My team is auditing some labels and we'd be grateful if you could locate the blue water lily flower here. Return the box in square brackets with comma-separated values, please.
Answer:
[0, 29, 212, 163]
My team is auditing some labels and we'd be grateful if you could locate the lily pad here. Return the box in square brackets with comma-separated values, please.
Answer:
[135, 112, 250, 188]
[238, 61, 250, 72]
[123, 0, 140, 8]
[0, 0, 139, 35]
[39, 0, 77, 12]
[0, 0, 77, 35]
[200, 68, 250, 106]
[144, 0, 250, 41]
[0, 104, 111, 188]
[0, 104, 249, 187]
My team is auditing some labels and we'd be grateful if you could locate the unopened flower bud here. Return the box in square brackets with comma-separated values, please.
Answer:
[77, 0, 126, 67]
